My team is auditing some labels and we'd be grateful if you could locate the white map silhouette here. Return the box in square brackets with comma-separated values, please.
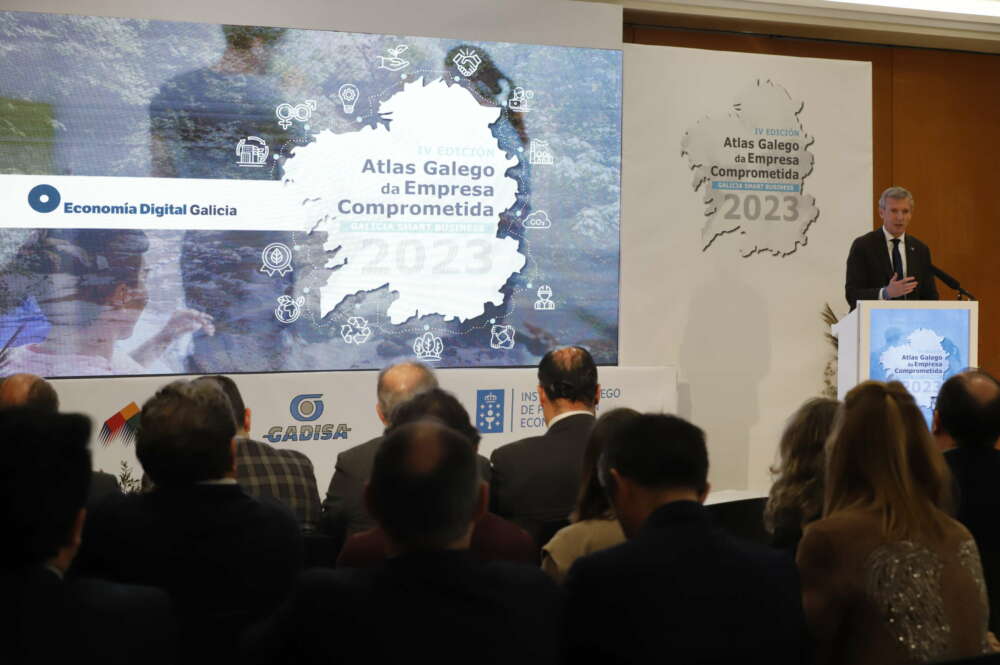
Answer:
[283, 77, 525, 324]
[681, 80, 818, 256]
[879, 328, 949, 409]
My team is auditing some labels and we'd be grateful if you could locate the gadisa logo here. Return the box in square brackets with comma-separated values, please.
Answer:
[263, 393, 351, 443]
[290, 393, 324, 421]
[28, 184, 61, 213]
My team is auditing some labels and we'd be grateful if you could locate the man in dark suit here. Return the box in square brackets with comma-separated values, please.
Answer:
[0, 373, 120, 510]
[490, 346, 599, 545]
[565, 413, 812, 664]
[321, 361, 438, 541]
[845, 186, 939, 310]
[244, 420, 562, 665]
[195, 375, 322, 532]
[0, 408, 175, 665]
[934, 370, 1000, 633]
[75, 379, 302, 664]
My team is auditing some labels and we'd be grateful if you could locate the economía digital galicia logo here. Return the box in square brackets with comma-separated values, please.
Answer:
[28, 184, 60, 213]
[290, 394, 324, 421]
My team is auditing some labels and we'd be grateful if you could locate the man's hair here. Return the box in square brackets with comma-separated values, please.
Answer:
[387, 388, 481, 448]
[537, 346, 599, 407]
[376, 362, 438, 420]
[369, 421, 480, 550]
[600, 413, 709, 494]
[194, 375, 245, 432]
[879, 186, 914, 210]
[136, 380, 236, 487]
[935, 370, 1000, 449]
[221, 25, 287, 50]
[0, 374, 59, 413]
[0, 408, 91, 568]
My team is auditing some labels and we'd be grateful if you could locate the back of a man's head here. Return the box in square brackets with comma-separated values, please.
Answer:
[935, 370, 1000, 449]
[0, 408, 91, 568]
[194, 375, 245, 433]
[387, 388, 481, 449]
[538, 346, 599, 407]
[602, 413, 709, 494]
[137, 380, 236, 488]
[368, 421, 480, 551]
[376, 362, 438, 422]
[0, 373, 59, 413]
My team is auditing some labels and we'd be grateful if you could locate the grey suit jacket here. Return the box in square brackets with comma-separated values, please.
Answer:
[489, 413, 596, 545]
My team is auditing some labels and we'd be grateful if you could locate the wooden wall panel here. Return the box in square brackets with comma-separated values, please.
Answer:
[890, 48, 1000, 372]
[626, 24, 999, 375]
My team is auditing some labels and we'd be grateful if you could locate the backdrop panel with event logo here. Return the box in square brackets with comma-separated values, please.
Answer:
[53, 366, 676, 492]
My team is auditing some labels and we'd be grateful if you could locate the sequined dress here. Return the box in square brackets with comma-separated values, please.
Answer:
[797, 509, 989, 665]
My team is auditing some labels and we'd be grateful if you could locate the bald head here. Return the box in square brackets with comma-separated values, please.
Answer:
[375, 362, 438, 424]
[0, 374, 59, 413]
[367, 420, 481, 551]
[537, 345, 599, 412]
[935, 370, 1000, 449]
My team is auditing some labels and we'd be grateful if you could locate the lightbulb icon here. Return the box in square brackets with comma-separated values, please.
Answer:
[338, 83, 359, 114]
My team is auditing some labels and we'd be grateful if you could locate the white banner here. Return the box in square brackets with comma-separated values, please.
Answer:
[52, 366, 676, 493]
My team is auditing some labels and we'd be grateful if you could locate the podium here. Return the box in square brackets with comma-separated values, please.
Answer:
[832, 301, 978, 423]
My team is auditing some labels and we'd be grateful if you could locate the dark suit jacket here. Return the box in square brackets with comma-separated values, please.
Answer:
[322, 435, 491, 543]
[87, 470, 120, 511]
[3, 565, 175, 665]
[489, 413, 595, 545]
[243, 550, 563, 665]
[845, 228, 938, 310]
[946, 447, 1000, 634]
[75, 483, 303, 664]
[565, 501, 812, 665]
[337, 512, 537, 568]
[236, 437, 322, 532]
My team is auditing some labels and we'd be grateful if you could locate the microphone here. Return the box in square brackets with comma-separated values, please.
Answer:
[931, 265, 976, 300]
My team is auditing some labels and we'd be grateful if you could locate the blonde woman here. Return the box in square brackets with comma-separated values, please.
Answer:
[764, 397, 839, 555]
[797, 381, 989, 665]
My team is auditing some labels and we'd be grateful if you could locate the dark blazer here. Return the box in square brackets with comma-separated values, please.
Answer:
[845, 228, 938, 310]
[2, 565, 175, 665]
[87, 470, 121, 511]
[490, 413, 595, 544]
[236, 437, 322, 532]
[565, 501, 812, 665]
[322, 435, 491, 542]
[946, 447, 1000, 634]
[243, 550, 563, 665]
[337, 512, 537, 568]
[75, 483, 303, 664]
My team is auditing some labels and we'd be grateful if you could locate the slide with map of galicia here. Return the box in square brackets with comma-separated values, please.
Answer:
[0, 12, 622, 377]
[868, 308, 972, 425]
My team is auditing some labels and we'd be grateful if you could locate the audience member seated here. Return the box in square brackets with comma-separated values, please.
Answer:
[74, 379, 303, 664]
[195, 374, 322, 532]
[244, 420, 563, 665]
[933, 370, 1000, 634]
[337, 388, 535, 567]
[0, 408, 175, 665]
[322, 361, 439, 543]
[564, 413, 812, 664]
[764, 397, 839, 555]
[490, 346, 599, 546]
[0, 373, 120, 510]
[798, 380, 990, 665]
[540, 407, 634, 582]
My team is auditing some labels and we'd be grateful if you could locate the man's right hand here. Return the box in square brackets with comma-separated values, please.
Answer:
[885, 274, 918, 298]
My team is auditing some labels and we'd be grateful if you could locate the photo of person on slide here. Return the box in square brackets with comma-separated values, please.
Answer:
[0, 229, 212, 377]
